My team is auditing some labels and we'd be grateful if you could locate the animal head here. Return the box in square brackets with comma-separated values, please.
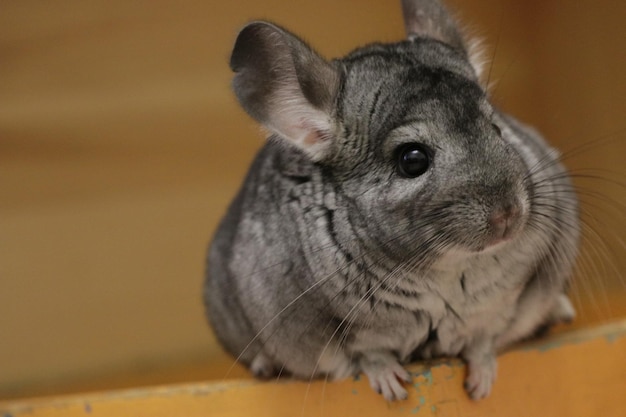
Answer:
[229, 0, 539, 260]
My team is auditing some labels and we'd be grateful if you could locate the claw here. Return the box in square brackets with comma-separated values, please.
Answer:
[464, 355, 497, 400]
[360, 352, 412, 401]
[462, 339, 498, 401]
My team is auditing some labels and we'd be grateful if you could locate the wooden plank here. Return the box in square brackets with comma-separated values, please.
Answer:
[2, 320, 625, 417]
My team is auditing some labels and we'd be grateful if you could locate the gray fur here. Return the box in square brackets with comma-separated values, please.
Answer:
[205, 0, 579, 401]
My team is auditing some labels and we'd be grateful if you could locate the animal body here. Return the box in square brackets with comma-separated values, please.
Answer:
[205, 0, 579, 401]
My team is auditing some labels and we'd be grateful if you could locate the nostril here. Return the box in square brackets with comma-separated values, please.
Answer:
[489, 202, 523, 239]
[490, 211, 505, 225]
[489, 210, 508, 239]
[504, 204, 520, 220]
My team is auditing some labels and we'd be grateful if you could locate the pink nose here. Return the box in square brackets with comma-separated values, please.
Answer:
[489, 203, 522, 240]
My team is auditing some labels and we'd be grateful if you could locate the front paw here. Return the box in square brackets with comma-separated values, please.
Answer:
[249, 351, 277, 379]
[464, 353, 497, 400]
[360, 352, 412, 401]
[548, 294, 576, 324]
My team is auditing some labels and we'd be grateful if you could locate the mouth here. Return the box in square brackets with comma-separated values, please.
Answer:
[477, 218, 525, 252]
[482, 234, 513, 250]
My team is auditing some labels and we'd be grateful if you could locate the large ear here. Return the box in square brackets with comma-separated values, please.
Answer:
[229, 21, 340, 161]
[401, 0, 484, 77]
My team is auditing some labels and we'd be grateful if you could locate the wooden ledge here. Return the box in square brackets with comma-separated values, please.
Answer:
[2, 319, 625, 417]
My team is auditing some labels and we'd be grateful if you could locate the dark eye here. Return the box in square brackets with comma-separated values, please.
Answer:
[396, 143, 430, 178]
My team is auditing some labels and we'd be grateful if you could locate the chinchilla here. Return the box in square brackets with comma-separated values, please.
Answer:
[204, 0, 579, 401]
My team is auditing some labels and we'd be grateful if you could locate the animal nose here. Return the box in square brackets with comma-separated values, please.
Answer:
[489, 202, 522, 240]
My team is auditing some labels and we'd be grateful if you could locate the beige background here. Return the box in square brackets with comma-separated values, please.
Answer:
[1, 0, 625, 398]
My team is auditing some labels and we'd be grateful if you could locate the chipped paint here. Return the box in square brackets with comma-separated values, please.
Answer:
[412, 369, 434, 387]
[521, 320, 626, 353]
[408, 394, 428, 415]
[0, 320, 623, 417]
[437, 364, 459, 380]
[527, 339, 570, 353]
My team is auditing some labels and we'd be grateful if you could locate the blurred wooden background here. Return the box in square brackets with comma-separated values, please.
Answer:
[1, 0, 625, 400]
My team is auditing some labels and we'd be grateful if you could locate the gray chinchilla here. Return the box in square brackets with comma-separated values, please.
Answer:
[204, 0, 579, 401]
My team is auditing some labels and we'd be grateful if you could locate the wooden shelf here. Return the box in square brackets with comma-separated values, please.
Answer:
[2, 1, 626, 412]
[3, 319, 625, 417]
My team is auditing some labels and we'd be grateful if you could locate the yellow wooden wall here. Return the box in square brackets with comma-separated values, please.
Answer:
[1, 0, 625, 400]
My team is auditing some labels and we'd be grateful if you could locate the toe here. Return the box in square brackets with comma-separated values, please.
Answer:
[464, 359, 497, 400]
[360, 352, 411, 401]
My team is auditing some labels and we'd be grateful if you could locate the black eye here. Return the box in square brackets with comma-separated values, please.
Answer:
[396, 143, 430, 178]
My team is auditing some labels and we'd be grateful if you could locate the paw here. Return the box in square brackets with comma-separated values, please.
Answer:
[360, 353, 412, 401]
[548, 294, 576, 324]
[464, 355, 497, 400]
[250, 352, 277, 379]
[367, 363, 411, 401]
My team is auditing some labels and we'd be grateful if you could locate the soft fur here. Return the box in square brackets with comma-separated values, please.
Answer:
[205, 0, 579, 401]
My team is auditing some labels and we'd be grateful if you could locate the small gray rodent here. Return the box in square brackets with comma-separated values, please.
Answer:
[204, 0, 579, 401]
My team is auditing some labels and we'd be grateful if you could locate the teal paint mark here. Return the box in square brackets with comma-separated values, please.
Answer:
[351, 389, 358, 395]
[521, 324, 626, 353]
[423, 370, 434, 385]
[414, 369, 434, 385]
[533, 339, 568, 352]
[411, 368, 435, 399]
[84, 403, 92, 413]
[408, 396, 427, 414]
[520, 336, 574, 353]
[4, 413, 13, 417]
[605, 332, 622, 344]
[431, 405, 437, 412]
[441, 365, 457, 380]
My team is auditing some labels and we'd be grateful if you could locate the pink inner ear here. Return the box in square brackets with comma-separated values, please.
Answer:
[268, 103, 333, 159]
[302, 130, 321, 146]
[302, 127, 332, 146]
